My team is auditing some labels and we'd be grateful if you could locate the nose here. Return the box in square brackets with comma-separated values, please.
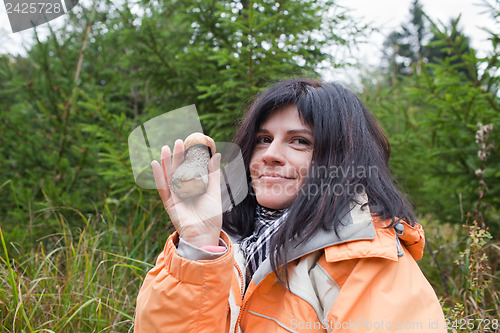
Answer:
[261, 140, 285, 165]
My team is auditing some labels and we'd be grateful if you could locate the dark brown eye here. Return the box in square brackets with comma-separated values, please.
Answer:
[291, 137, 311, 146]
[256, 136, 272, 144]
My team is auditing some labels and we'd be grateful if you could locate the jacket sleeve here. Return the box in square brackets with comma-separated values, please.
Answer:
[321, 247, 447, 333]
[134, 231, 234, 333]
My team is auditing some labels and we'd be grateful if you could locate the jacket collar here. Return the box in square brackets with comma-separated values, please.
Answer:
[229, 196, 376, 286]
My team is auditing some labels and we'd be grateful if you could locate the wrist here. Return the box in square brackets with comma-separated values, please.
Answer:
[180, 229, 221, 248]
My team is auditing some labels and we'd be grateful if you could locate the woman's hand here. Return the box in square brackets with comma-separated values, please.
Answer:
[151, 139, 223, 248]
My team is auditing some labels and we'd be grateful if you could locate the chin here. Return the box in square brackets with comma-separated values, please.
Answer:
[256, 196, 293, 210]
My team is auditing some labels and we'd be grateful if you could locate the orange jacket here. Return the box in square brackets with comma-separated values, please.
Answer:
[134, 206, 446, 333]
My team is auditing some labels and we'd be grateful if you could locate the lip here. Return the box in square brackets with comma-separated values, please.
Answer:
[260, 174, 292, 179]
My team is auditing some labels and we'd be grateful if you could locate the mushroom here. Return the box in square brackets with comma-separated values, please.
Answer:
[171, 132, 216, 199]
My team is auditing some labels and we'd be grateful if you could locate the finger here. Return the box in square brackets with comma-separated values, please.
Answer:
[152, 159, 179, 225]
[171, 139, 185, 172]
[207, 153, 222, 196]
[161, 145, 173, 185]
[160, 145, 182, 205]
[151, 160, 170, 203]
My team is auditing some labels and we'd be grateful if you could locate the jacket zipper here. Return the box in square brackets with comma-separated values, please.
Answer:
[234, 263, 245, 302]
[234, 262, 248, 333]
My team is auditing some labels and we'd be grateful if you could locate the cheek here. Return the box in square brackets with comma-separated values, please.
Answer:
[294, 155, 312, 179]
[248, 157, 260, 178]
[299, 164, 310, 178]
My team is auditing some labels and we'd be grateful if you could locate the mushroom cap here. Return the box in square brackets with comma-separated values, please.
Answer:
[184, 132, 216, 154]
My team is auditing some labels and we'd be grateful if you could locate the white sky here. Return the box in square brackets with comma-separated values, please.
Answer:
[341, 0, 495, 50]
[327, 0, 497, 85]
[0, 0, 497, 84]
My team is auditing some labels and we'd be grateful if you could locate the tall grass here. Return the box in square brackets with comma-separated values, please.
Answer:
[420, 217, 500, 332]
[0, 184, 167, 332]
[2, 203, 499, 332]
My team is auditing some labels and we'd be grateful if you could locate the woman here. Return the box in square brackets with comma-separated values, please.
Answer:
[134, 79, 446, 332]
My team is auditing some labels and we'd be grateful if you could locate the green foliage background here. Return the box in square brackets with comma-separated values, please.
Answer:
[0, 0, 498, 331]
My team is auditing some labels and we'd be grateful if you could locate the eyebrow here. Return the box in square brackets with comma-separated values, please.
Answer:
[257, 129, 313, 136]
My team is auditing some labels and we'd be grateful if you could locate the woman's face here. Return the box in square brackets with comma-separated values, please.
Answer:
[250, 104, 313, 209]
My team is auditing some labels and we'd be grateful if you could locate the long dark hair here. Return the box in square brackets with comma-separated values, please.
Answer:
[223, 78, 416, 281]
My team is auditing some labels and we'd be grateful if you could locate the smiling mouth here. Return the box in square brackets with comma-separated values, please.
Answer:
[260, 175, 292, 179]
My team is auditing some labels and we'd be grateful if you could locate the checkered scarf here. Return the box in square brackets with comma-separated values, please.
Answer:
[239, 205, 289, 280]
